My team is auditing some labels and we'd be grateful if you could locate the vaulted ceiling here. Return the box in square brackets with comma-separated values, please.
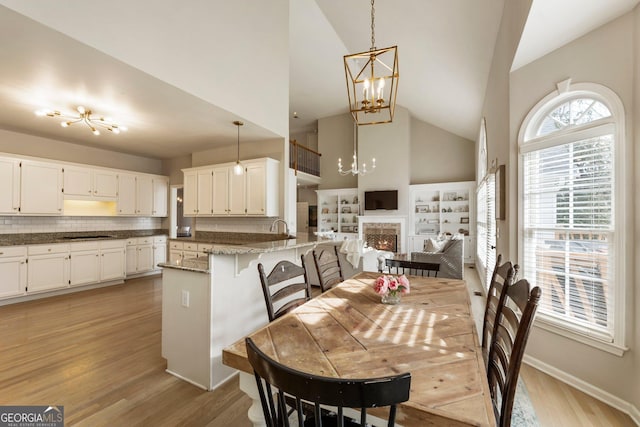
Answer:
[0, 0, 637, 159]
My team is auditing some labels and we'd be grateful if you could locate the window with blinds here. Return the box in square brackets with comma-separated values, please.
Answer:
[476, 174, 496, 290]
[520, 92, 622, 346]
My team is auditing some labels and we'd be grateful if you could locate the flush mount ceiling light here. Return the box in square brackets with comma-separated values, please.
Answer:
[35, 106, 127, 136]
[344, 0, 399, 125]
[233, 120, 244, 175]
[338, 122, 375, 176]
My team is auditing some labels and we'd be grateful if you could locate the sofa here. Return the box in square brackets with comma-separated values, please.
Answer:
[410, 238, 464, 279]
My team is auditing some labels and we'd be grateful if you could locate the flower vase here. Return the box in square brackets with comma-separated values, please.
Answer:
[382, 292, 401, 305]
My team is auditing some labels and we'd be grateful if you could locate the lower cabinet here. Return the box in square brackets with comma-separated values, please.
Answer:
[0, 247, 27, 298]
[70, 242, 100, 287]
[27, 244, 70, 293]
[168, 240, 211, 263]
[100, 240, 126, 281]
[126, 236, 165, 276]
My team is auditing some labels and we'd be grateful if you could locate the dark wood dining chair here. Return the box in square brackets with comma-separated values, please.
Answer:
[487, 279, 541, 427]
[245, 337, 411, 427]
[258, 260, 311, 322]
[385, 258, 440, 277]
[312, 246, 344, 293]
[481, 254, 518, 365]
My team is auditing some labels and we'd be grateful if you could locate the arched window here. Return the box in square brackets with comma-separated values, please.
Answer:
[518, 81, 626, 354]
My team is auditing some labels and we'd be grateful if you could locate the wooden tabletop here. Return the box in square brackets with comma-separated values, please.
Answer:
[222, 271, 495, 426]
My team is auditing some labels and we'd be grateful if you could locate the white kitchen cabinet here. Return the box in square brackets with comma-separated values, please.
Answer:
[152, 177, 168, 217]
[63, 166, 118, 200]
[0, 246, 27, 298]
[185, 158, 279, 217]
[153, 235, 167, 271]
[137, 240, 154, 272]
[126, 237, 159, 276]
[0, 157, 21, 214]
[69, 242, 100, 287]
[211, 167, 230, 215]
[27, 244, 70, 293]
[136, 175, 153, 216]
[125, 239, 138, 276]
[100, 240, 126, 281]
[169, 241, 184, 263]
[118, 173, 137, 215]
[20, 160, 63, 215]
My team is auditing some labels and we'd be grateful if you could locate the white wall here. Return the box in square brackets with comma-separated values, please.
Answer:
[508, 9, 637, 412]
[190, 139, 283, 168]
[317, 113, 358, 190]
[0, 128, 162, 174]
[410, 118, 475, 184]
[1, 0, 290, 139]
[633, 5, 640, 415]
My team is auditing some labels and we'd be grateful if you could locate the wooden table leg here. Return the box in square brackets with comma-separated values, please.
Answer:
[239, 371, 267, 427]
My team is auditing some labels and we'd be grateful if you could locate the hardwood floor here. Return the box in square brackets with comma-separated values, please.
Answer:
[0, 272, 635, 426]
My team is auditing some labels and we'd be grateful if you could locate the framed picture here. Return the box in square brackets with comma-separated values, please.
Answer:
[460, 217, 469, 224]
[341, 206, 352, 214]
[495, 164, 506, 220]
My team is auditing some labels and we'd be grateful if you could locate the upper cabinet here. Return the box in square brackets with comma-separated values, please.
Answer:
[20, 160, 63, 215]
[0, 153, 168, 217]
[63, 166, 118, 200]
[183, 157, 279, 217]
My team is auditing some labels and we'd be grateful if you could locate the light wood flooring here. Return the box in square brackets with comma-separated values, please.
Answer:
[0, 272, 635, 426]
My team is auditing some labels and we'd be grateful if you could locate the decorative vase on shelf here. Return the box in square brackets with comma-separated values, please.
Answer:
[382, 291, 401, 305]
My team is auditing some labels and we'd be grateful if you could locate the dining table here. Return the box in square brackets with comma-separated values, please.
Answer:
[222, 271, 495, 426]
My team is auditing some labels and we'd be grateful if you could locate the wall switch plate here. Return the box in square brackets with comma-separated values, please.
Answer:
[181, 290, 190, 307]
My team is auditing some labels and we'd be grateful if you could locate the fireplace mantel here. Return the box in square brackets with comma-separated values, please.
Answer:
[358, 215, 407, 254]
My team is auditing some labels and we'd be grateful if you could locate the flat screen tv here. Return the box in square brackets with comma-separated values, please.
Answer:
[364, 190, 398, 210]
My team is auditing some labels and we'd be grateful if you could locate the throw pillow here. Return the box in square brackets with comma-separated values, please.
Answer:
[424, 238, 446, 253]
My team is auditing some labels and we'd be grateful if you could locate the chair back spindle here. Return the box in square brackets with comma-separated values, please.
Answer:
[258, 260, 311, 322]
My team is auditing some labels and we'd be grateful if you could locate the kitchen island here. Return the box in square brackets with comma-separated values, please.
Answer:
[158, 233, 321, 391]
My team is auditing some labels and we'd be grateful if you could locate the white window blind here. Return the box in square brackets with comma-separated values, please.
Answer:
[522, 134, 614, 340]
[476, 173, 496, 290]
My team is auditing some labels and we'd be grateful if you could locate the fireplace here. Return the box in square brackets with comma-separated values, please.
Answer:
[359, 217, 405, 253]
[365, 234, 398, 252]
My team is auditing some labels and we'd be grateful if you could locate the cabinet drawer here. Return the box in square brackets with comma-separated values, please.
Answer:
[183, 242, 198, 251]
[28, 244, 70, 255]
[153, 235, 167, 244]
[137, 237, 153, 245]
[126, 238, 137, 246]
[169, 241, 184, 250]
[70, 241, 99, 252]
[198, 244, 213, 253]
[100, 239, 126, 250]
[0, 246, 27, 258]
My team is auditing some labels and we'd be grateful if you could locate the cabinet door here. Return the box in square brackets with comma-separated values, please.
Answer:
[229, 169, 246, 215]
[93, 170, 118, 199]
[245, 163, 265, 215]
[183, 171, 198, 216]
[70, 250, 100, 286]
[0, 255, 27, 298]
[0, 157, 21, 214]
[63, 166, 93, 198]
[137, 244, 154, 272]
[125, 245, 138, 275]
[152, 178, 168, 217]
[211, 167, 230, 215]
[101, 248, 125, 281]
[27, 253, 69, 293]
[136, 175, 153, 216]
[153, 243, 167, 270]
[20, 160, 63, 214]
[169, 250, 183, 263]
[197, 170, 213, 216]
[118, 173, 137, 215]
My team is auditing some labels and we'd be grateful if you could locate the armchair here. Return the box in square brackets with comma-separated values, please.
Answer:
[411, 238, 464, 279]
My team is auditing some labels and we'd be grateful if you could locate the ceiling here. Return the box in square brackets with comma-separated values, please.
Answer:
[0, 1, 637, 160]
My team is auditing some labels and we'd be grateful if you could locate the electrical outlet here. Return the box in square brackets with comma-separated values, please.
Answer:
[181, 290, 190, 307]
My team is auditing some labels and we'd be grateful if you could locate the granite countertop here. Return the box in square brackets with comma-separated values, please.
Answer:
[159, 257, 210, 273]
[0, 229, 168, 247]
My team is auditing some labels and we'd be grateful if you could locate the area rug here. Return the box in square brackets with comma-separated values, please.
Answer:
[512, 379, 540, 426]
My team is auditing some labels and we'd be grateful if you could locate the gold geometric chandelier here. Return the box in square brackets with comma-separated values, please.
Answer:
[35, 105, 127, 136]
[344, 0, 399, 125]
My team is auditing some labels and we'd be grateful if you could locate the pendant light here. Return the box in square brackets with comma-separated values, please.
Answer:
[233, 120, 244, 175]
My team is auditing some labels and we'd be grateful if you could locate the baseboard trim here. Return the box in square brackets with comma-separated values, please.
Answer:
[523, 355, 639, 425]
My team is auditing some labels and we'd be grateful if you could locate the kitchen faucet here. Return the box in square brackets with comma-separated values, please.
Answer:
[270, 219, 290, 236]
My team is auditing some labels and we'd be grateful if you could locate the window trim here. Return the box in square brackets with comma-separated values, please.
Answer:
[517, 81, 628, 355]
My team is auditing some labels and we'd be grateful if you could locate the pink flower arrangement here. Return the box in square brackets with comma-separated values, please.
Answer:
[374, 274, 410, 297]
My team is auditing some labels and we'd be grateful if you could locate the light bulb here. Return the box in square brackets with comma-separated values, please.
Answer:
[77, 106, 85, 114]
[233, 162, 244, 175]
[92, 128, 100, 136]
[61, 122, 69, 128]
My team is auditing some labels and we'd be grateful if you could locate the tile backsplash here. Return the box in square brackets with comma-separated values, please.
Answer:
[0, 216, 162, 234]
[196, 217, 279, 234]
